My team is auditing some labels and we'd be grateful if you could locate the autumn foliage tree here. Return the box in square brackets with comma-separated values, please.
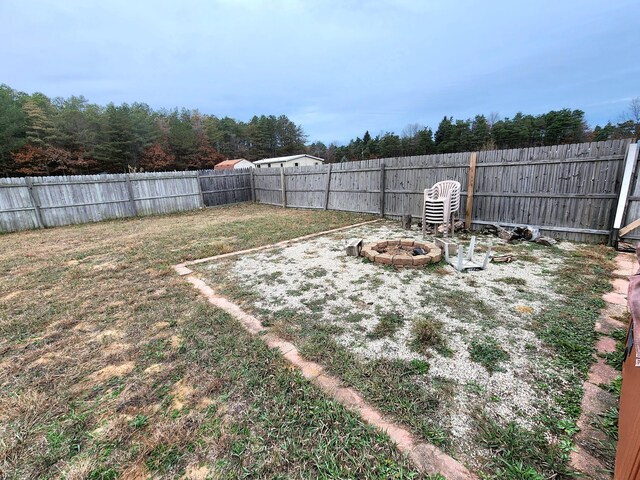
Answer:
[12, 145, 93, 175]
[139, 143, 175, 171]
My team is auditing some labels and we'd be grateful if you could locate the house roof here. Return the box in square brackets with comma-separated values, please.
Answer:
[214, 159, 248, 169]
[253, 154, 324, 165]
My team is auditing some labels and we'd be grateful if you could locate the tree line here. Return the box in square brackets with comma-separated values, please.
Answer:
[0, 84, 306, 176]
[310, 101, 639, 163]
[0, 83, 638, 176]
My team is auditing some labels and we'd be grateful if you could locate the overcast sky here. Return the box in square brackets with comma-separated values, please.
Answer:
[1, 0, 638, 144]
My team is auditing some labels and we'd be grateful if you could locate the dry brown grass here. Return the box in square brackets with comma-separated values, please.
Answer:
[0, 204, 421, 479]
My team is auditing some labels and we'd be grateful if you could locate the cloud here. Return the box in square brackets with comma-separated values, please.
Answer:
[1, 0, 638, 142]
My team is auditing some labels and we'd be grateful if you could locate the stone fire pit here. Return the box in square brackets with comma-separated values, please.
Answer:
[361, 239, 442, 267]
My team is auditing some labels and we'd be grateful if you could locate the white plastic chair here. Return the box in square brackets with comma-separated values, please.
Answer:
[422, 180, 461, 238]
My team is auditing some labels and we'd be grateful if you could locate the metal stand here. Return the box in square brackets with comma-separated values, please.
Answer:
[444, 236, 491, 272]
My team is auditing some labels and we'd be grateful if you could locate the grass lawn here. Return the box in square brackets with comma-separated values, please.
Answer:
[194, 221, 617, 479]
[0, 204, 430, 479]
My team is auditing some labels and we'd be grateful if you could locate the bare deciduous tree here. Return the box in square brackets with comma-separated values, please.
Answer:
[401, 122, 422, 138]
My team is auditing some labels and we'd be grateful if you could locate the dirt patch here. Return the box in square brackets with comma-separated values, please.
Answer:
[102, 342, 131, 356]
[196, 397, 214, 410]
[93, 329, 124, 342]
[60, 458, 95, 480]
[170, 335, 183, 350]
[31, 351, 61, 366]
[72, 322, 96, 333]
[90, 362, 135, 382]
[92, 261, 119, 271]
[120, 459, 148, 480]
[2, 290, 22, 301]
[144, 363, 164, 375]
[153, 321, 171, 331]
[184, 464, 210, 479]
[171, 379, 195, 410]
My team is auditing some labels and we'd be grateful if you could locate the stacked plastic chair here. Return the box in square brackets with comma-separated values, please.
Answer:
[422, 180, 461, 238]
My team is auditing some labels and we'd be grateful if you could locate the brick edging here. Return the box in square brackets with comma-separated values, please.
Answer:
[179, 272, 476, 479]
[569, 252, 634, 477]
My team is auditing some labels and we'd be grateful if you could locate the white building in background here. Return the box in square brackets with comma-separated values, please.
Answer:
[214, 158, 255, 170]
[253, 154, 324, 169]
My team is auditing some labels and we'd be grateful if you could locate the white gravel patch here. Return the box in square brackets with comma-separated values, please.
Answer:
[199, 221, 571, 461]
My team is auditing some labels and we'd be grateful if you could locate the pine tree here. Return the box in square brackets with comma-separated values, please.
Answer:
[22, 99, 56, 147]
[0, 85, 27, 175]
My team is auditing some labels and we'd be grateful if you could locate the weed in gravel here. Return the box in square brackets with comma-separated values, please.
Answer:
[464, 381, 485, 395]
[468, 337, 509, 374]
[421, 289, 496, 325]
[286, 282, 315, 297]
[305, 267, 327, 278]
[489, 286, 505, 296]
[368, 310, 406, 339]
[342, 312, 368, 323]
[465, 278, 479, 288]
[409, 316, 450, 357]
[494, 277, 527, 287]
[352, 273, 384, 288]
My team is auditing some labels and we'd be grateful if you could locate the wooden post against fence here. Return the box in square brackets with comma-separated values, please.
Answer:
[280, 168, 286, 208]
[611, 142, 640, 245]
[249, 169, 255, 202]
[124, 174, 138, 216]
[24, 177, 44, 228]
[465, 152, 478, 229]
[379, 162, 386, 217]
[324, 163, 333, 210]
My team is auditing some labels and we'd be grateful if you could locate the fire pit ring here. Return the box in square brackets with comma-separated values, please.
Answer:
[361, 239, 442, 267]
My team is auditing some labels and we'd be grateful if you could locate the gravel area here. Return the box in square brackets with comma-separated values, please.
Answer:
[198, 221, 571, 463]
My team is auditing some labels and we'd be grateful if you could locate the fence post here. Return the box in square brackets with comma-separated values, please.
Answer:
[379, 162, 386, 217]
[249, 169, 255, 202]
[280, 168, 286, 208]
[324, 163, 333, 210]
[465, 152, 478, 229]
[194, 172, 205, 208]
[24, 177, 45, 228]
[611, 142, 640, 246]
[125, 174, 138, 216]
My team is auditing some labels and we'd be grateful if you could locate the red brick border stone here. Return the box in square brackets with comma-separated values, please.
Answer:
[570, 251, 634, 477]
[176, 268, 475, 479]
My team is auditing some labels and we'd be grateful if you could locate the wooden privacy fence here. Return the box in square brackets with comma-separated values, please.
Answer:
[3, 141, 640, 242]
[0, 169, 253, 233]
[198, 168, 253, 206]
[253, 139, 639, 243]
